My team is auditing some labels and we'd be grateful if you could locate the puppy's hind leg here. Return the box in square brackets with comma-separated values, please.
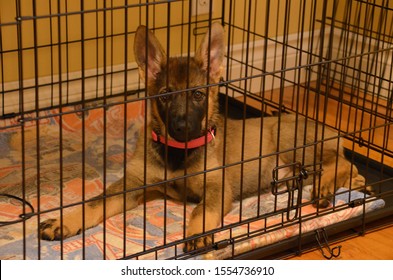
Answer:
[313, 156, 355, 208]
[343, 165, 374, 195]
[40, 177, 142, 241]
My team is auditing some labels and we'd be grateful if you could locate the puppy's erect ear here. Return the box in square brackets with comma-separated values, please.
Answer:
[134, 25, 166, 81]
[195, 23, 225, 82]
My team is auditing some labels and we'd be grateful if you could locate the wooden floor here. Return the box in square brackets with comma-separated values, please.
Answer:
[287, 225, 393, 260]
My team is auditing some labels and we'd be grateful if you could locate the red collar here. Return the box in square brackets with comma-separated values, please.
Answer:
[151, 128, 216, 149]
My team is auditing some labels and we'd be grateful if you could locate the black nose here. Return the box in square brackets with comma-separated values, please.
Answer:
[174, 119, 187, 134]
[170, 118, 199, 142]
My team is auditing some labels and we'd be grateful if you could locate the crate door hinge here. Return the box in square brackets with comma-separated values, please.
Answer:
[315, 228, 341, 260]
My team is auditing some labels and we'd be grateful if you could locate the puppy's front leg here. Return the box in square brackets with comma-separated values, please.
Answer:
[185, 175, 233, 251]
[40, 175, 143, 241]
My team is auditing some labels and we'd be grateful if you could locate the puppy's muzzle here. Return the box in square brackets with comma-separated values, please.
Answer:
[169, 116, 201, 142]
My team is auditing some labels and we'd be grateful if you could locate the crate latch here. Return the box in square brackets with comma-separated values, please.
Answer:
[271, 162, 308, 221]
[315, 228, 341, 259]
[213, 238, 234, 250]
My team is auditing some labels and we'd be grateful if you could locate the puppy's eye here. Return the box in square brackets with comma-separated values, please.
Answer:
[159, 95, 169, 103]
[159, 89, 170, 103]
[193, 90, 205, 101]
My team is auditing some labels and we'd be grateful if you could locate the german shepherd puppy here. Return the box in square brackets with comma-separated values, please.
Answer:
[40, 23, 366, 251]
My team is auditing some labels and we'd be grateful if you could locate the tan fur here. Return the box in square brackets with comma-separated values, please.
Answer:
[40, 23, 366, 251]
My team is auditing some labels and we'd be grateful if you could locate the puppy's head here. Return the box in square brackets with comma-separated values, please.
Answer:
[134, 23, 224, 142]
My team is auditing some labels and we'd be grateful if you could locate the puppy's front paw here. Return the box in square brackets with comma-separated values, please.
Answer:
[184, 217, 215, 252]
[312, 197, 331, 208]
[184, 235, 212, 253]
[40, 218, 81, 241]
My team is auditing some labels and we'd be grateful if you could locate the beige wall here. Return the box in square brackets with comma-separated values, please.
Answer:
[0, 0, 330, 85]
[225, 0, 328, 41]
[0, 0, 222, 84]
[334, 0, 393, 37]
[1, 0, 391, 85]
